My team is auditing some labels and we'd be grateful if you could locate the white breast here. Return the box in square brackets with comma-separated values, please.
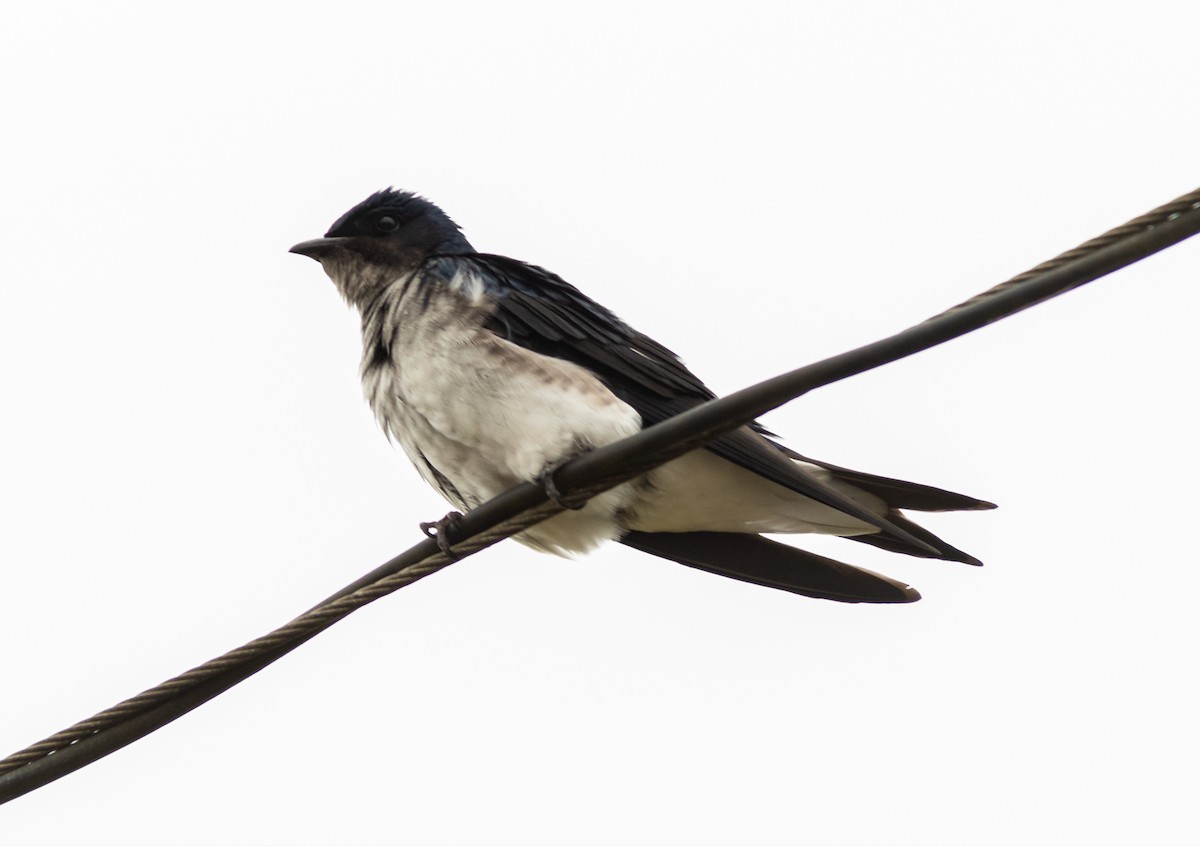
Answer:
[361, 267, 643, 555]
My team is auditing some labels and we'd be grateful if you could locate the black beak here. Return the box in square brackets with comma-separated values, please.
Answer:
[289, 237, 348, 259]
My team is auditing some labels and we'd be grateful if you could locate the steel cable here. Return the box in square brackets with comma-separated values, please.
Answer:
[2, 185, 1198, 805]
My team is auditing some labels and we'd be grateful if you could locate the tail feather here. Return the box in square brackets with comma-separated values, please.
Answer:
[847, 510, 983, 566]
[620, 531, 921, 604]
[778, 446, 997, 513]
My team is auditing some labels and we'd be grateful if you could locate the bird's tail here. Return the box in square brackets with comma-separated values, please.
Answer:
[620, 530, 921, 604]
[781, 447, 996, 565]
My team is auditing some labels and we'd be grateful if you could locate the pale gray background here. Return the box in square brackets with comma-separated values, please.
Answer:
[2, 2, 1198, 844]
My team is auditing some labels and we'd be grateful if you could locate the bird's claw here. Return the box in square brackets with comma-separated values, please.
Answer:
[420, 511, 464, 559]
[539, 457, 590, 511]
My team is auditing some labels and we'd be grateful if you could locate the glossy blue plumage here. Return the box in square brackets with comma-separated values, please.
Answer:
[291, 190, 995, 602]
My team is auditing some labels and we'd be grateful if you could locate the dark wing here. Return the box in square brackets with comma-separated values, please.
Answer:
[775, 445, 996, 513]
[620, 531, 920, 603]
[462, 254, 976, 557]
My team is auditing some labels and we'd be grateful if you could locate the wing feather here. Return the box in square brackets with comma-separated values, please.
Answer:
[462, 253, 986, 559]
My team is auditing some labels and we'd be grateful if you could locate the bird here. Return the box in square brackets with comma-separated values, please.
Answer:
[290, 188, 995, 604]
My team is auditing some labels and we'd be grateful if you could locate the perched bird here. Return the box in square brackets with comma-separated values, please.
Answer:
[291, 189, 994, 603]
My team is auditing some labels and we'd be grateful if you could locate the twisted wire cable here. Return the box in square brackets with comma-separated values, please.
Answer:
[923, 187, 1200, 323]
[0, 498, 567, 775]
[3, 185, 1198, 805]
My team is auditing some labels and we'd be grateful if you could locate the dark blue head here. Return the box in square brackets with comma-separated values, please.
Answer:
[291, 188, 476, 305]
[322, 189, 472, 250]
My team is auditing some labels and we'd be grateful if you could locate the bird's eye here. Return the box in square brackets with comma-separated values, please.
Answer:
[375, 215, 399, 233]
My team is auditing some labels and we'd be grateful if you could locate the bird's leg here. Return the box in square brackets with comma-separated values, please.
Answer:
[539, 455, 590, 511]
[419, 511, 464, 559]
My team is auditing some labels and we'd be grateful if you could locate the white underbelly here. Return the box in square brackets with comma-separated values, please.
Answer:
[625, 449, 886, 536]
[365, 324, 644, 556]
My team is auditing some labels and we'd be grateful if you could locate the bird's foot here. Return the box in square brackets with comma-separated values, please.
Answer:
[419, 511, 465, 559]
[539, 455, 590, 511]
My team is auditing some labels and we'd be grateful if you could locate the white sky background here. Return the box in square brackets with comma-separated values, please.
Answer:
[2, 2, 1198, 844]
